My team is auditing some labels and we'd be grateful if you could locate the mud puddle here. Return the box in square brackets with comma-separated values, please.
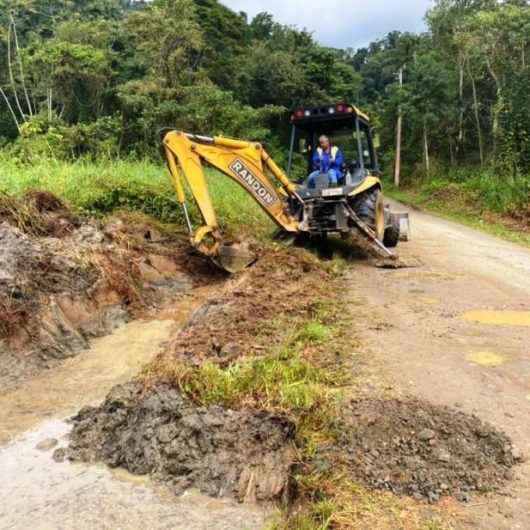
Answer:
[462, 310, 530, 327]
[0, 419, 271, 530]
[0, 318, 175, 445]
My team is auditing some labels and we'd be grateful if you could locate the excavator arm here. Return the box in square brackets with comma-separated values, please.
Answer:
[161, 129, 301, 271]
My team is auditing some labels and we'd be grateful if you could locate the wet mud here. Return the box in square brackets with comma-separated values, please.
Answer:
[65, 382, 295, 503]
[0, 319, 175, 445]
[0, 419, 270, 530]
[53, 247, 332, 504]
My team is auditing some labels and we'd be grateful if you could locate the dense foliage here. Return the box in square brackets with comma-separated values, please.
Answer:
[0, 0, 360, 161]
[352, 0, 530, 178]
[0, 0, 529, 210]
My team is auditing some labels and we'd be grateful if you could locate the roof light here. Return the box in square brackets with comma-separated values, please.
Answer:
[295, 109, 305, 118]
[336, 104, 345, 113]
[346, 106, 354, 113]
[328, 107, 335, 114]
[304, 110, 311, 117]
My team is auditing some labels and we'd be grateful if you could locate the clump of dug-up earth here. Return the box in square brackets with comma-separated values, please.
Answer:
[0, 190, 219, 388]
[156, 247, 332, 370]
[342, 398, 523, 502]
[63, 382, 295, 503]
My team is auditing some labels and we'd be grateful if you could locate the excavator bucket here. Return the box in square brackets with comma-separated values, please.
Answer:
[191, 226, 256, 273]
[215, 240, 257, 274]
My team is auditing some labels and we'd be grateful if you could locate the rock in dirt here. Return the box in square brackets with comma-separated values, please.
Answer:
[65, 383, 295, 503]
[342, 398, 523, 502]
[36, 438, 58, 452]
[418, 428, 436, 441]
[52, 448, 67, 463]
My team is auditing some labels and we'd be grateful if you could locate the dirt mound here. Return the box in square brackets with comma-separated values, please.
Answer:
[342, 398, 523, 502]
[64, 382, 295, 502]
[152, 248, 331, 371]
[0, 190, 79, 237]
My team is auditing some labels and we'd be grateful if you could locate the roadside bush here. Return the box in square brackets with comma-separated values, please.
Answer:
[5, 115, 121, 163]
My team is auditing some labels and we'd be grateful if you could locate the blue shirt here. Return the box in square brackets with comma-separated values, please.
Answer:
[312, 146, 344, 174]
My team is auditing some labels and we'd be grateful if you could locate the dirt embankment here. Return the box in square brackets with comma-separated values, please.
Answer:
[0, 191, 220, 388]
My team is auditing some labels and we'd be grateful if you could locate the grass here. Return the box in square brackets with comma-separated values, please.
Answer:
[0, 155, 274, 238]
[145, 310, 343, 420]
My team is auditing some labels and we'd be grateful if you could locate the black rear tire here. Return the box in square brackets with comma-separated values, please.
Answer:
[352, 187, 385, 241]
[383, 216, 400, 248]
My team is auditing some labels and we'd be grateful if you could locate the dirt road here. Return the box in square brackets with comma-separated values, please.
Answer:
[352, 201, 530, 529]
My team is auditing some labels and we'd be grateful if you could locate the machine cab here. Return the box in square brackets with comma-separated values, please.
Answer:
[287, 103, 380, 191]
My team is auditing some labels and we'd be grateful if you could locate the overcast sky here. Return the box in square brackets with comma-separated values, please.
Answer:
[220, 0, 434, 49]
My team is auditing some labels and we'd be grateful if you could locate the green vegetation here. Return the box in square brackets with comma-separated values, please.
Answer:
[0, 0, 528, 236]
[0, 156, 272, 235]
[147, 300, 342, 412]
[164, 322, 340, 414]
[0, 0, 359, 161]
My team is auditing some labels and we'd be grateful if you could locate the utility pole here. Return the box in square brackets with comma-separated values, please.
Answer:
[394, 67, 403, 187]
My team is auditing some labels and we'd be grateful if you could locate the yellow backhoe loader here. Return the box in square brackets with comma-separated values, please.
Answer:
[161, 103, 409, 273]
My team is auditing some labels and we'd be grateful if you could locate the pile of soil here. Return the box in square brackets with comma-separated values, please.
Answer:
[63, 382, 295, 503]
[150, 247, 332, 372]
[341, 398, 523, 502]
[0, 191, 220, 388]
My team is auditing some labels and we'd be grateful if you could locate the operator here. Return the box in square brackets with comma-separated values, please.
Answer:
[308, 135, 343, 188]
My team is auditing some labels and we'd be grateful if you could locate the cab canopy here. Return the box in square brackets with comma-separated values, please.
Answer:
[287, 103, 378, 176]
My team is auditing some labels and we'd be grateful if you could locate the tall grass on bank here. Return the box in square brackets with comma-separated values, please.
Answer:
[399, 163, 530, 214]
[385, 166, 530, 246]
[0, 156, 272, 236]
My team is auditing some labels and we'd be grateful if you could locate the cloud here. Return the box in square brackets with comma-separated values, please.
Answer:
[221, 0, 433, 49]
